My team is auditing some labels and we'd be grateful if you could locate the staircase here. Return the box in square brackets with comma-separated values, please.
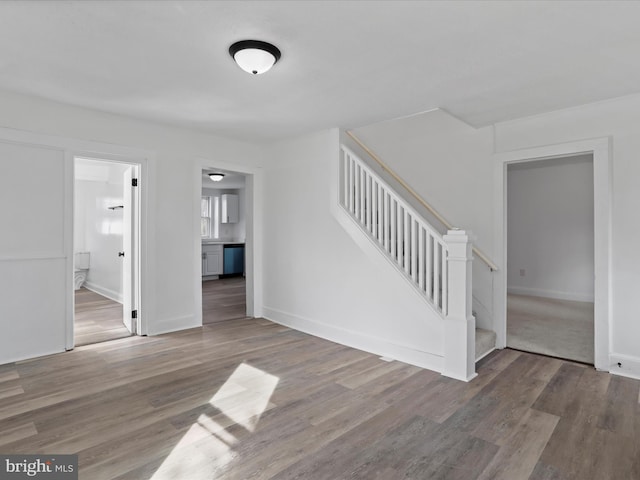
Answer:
[337, 141, 495, 380]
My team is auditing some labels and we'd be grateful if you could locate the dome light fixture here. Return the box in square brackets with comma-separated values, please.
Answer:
[209, 173, 225, 182]
[229, 40, 281, 75]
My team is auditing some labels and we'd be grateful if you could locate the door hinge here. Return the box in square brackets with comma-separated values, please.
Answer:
[132, 178, 138, 187]
[132, 310, 138, 319]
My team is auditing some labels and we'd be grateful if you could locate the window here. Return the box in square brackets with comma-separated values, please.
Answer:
[201, 196, 211, 237]
[201, 195, 220, 238]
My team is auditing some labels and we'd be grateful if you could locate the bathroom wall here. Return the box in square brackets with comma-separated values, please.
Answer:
[75, 159, 129, 302]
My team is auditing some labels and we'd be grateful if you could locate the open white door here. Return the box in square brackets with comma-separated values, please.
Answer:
[122, 166, 139, 334]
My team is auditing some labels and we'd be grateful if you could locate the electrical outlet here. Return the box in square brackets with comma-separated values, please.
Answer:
[519, 269, 525, 277]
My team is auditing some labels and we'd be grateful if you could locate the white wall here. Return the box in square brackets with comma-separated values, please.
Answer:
[350, 109, 496, 329]
[261, 129, 446, 371]
[0, 140, 67, 364]
[507, 155, 594, 302]
[0, 89, 261, 365]
[75, 160, 129, 302]
[6, 83, 640, 379]
[495, 92, 640, 377]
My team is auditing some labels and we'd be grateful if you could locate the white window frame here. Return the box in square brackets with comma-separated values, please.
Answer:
[201, 196, 211, 238]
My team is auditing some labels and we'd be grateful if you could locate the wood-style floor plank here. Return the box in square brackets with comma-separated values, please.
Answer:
[202, 277, 247, 324]
[1, 318, 639, 480]
[75, 287, 131, 346]
[477, 408, 559, 480]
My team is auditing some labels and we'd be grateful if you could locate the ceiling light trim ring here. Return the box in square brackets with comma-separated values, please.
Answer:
[229, 40, 281, 75]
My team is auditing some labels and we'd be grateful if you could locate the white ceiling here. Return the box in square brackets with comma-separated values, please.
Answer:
[1, 1, 640, 142]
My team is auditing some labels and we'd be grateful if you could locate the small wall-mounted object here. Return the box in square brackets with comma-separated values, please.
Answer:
[108, 205, 124, 210]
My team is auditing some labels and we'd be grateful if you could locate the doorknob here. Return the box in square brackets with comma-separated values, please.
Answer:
[118, 252, 125, 257]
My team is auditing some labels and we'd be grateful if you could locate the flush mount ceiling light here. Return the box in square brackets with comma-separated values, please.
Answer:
[209, 173, 225, 182]
[229, 40, 281, 75]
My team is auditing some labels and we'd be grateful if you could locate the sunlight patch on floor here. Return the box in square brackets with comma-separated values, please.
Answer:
[210, 363, 279, 433]
[150, 363, 279, 480]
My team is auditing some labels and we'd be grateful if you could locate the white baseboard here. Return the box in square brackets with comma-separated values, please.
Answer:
[507, 286, 594, 303]
[84, 282, 123, 304]
[263, 306, 444, 373]
[1, 346, 65, 368]
[609, 353, 640, 380]
[147, 314, 201, 336]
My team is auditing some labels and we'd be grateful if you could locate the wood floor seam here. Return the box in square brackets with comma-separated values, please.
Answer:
[1, 315, 638, 479]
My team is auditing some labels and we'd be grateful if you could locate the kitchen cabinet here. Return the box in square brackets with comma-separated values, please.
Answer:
[221, 194, 239, 224]
[202, 244, 223, 276]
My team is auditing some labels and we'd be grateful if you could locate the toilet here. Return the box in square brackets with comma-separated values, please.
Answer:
[74, 252, 90, 290]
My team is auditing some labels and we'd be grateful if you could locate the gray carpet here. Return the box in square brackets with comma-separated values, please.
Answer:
[507, 293, 594, 364]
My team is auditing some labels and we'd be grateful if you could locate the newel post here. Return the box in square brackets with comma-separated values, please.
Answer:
[442, 230, 477, 382]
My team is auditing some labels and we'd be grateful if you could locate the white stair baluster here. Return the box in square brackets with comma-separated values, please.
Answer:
[426, 233, 433, 301]
[418, 226, 425, 292]
[337, 145, 478, 382]
[434, 240, 440, 310]
[404, 210, 410, 274]
[441, 243, 448, 316]
[390, 198, 396, 261]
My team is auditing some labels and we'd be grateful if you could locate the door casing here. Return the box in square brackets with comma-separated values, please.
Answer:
[71, 154, 146, 346]
[493, 137, 611, 371]
[194, 159, 264, 325]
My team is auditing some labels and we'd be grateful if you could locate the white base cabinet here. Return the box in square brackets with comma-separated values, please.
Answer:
[202, 244, 223, 276]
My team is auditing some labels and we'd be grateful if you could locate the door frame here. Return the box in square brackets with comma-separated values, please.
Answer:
[72, 153, 148, 345]
[493, 137, 611, 371]
[73, 157, 142, 339]
[0, 126, 156, 353]
[193, 159, 264, 324]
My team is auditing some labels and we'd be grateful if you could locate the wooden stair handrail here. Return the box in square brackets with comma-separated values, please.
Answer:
[346, 130, 499, 272]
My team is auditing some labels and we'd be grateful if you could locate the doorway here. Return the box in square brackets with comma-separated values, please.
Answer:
[73, 157, 140, 346]
[200, 168, 248, 324]
[495, 137, 611, 371]
[194, 160, 262, 327]
[506, 155, 594, 364]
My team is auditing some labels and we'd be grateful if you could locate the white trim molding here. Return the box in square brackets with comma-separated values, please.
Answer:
[147, 314, 201, 336]
[493, 137, 612, 371]
[507, 286, 594, 303]
[609, 353, 640, 380]
[194, 158, 264, 326]
[84, 282, 123, 305]
[263, 306, 444, 373]
[0, 125, 156, 349]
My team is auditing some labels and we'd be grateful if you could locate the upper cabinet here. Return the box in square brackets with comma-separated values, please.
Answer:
[221, 193, 239, 224]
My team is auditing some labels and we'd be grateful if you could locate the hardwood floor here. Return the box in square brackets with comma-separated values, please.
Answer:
[202, 276, 247, 324]
[74, 288, 131, 346]
[0, 318, 638, 479]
